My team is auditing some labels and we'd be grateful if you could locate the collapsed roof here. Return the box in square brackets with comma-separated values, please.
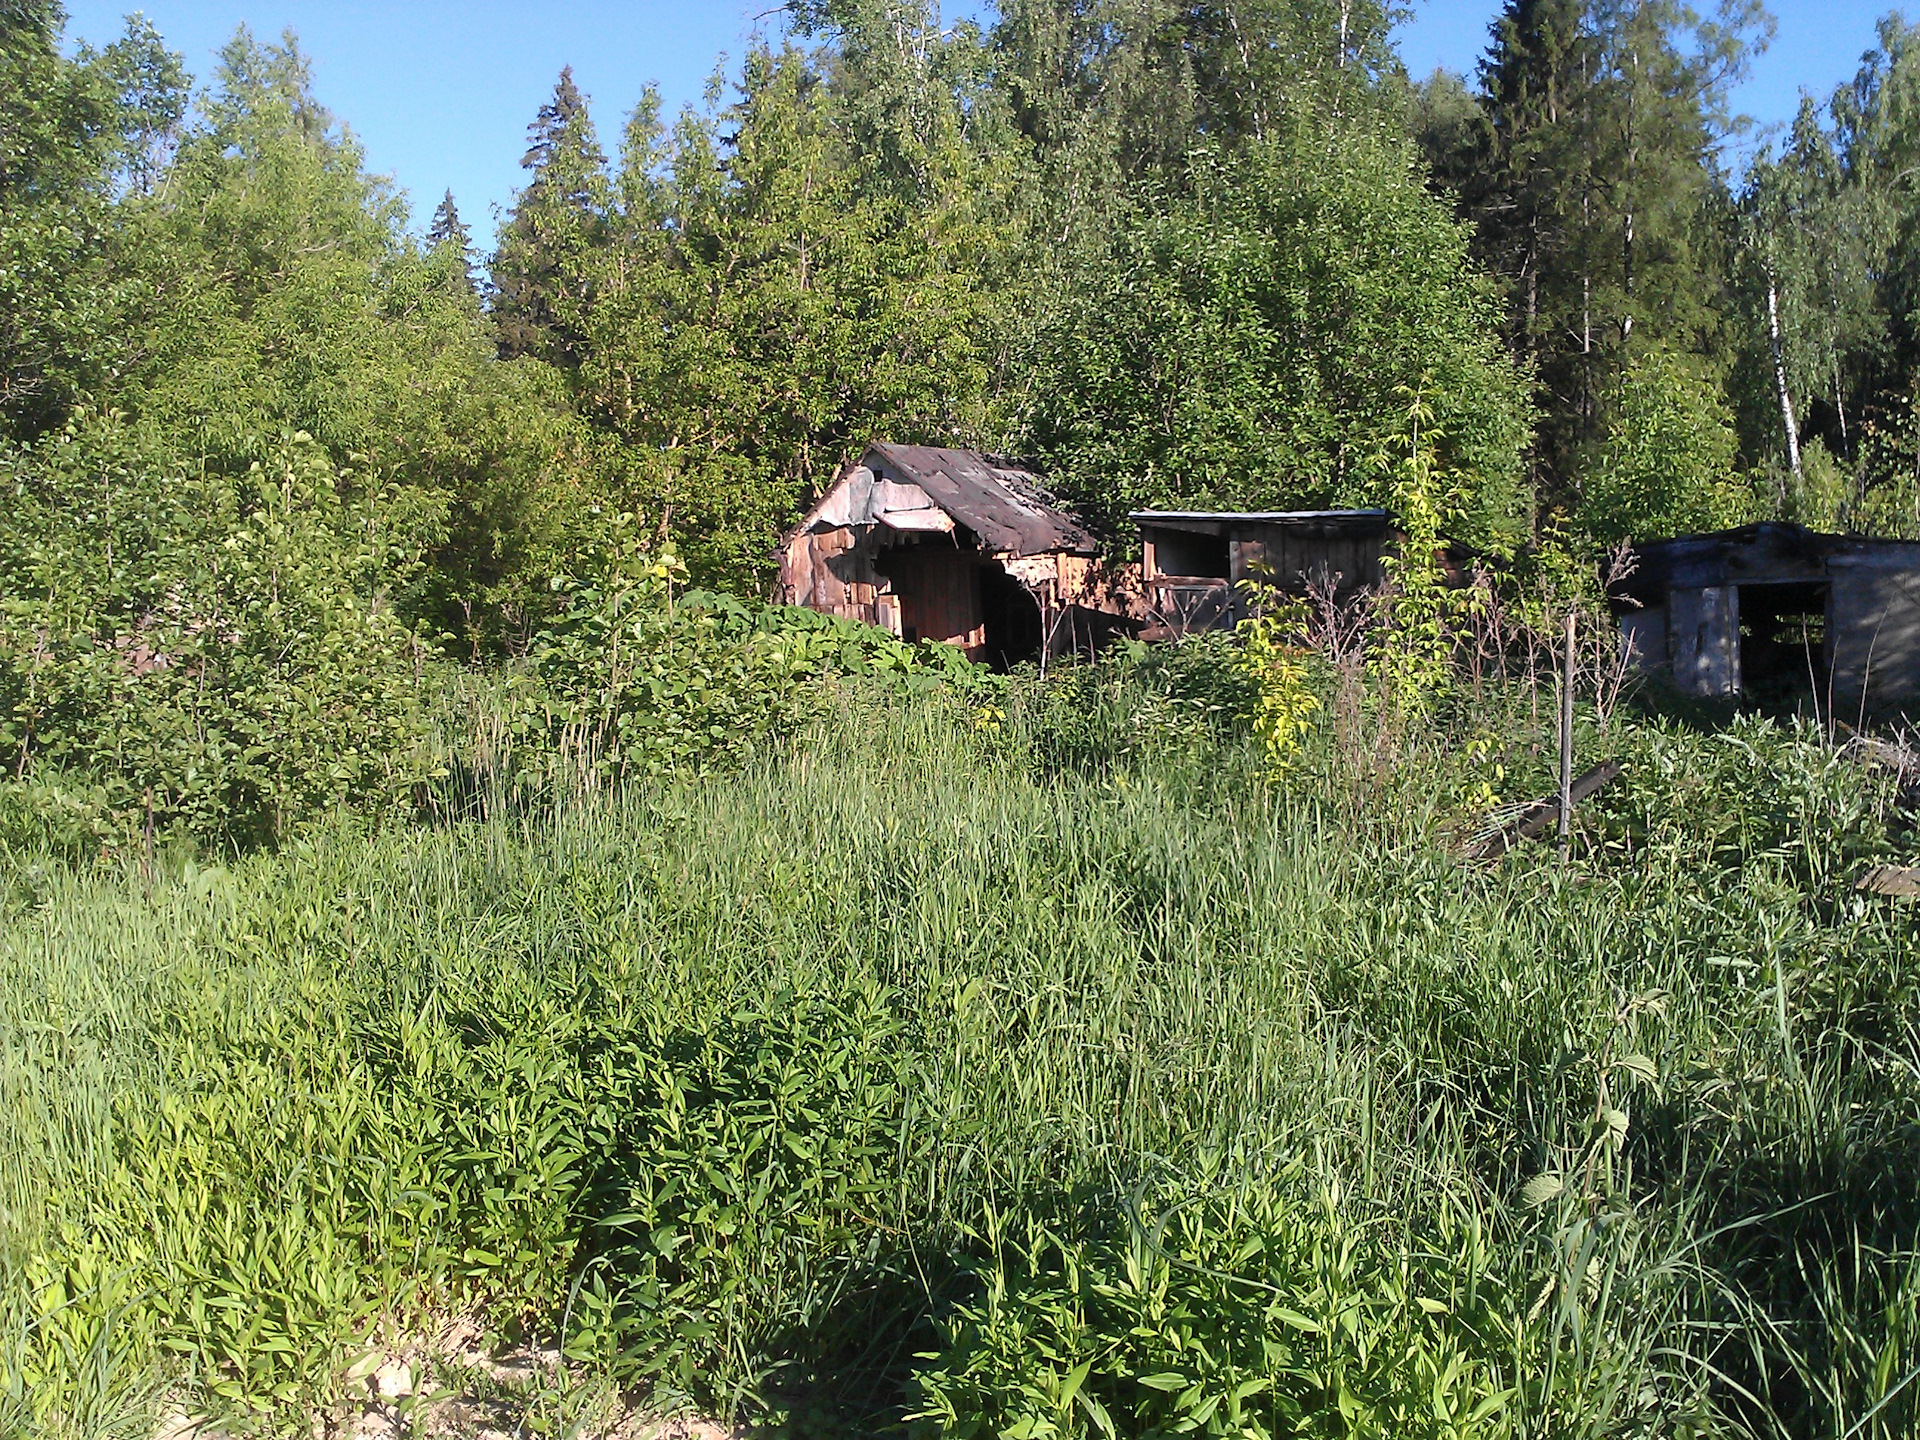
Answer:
[797, 442, 1099, 558]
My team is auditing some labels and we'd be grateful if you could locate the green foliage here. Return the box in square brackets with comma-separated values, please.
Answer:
[1586, 713, 1900, 885]
[490, 66, 609, 369]
[1852, 377, 1920, 537]
[990, 0, 1404, 219]
[0, 419, 434, 847]
[1439, 0, 1770, 509]
[910, 1153, 1702, 1440]
[9, 20, 597, 648]
[1577, 346, 1754, 542]
[1234, 610, 1319, 775]
[575, 984, 920, 1409]
[1783, 435, 1850, 531]
[1372, 389, 1469, 710]
[1001, 635, 1261, 782]
[15, 10, 1920, 1435]
[1031, 124, 1533, 548]
[561, 39, 1026, 587]
[0, 7, 185, 442]
[9, 696, 1919, 1436]
[523, 526, 988, 785]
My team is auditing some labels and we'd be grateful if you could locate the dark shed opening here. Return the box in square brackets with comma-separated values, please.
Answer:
[1739, 581, 1829, 705]
[1153, 529, 1231, 580]
[980, 565, 1044, 670]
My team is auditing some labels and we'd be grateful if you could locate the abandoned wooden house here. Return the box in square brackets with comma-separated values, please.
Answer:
[1616, 522, 1920, 709]
[1132, 509, 1395, 635]
[778, 443, 1131, 667]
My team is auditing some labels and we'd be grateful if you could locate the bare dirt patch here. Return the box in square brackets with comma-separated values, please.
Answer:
[153, 1316, 742, 1440]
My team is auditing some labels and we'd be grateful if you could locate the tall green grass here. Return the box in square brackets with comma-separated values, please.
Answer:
[3, 684, 1918, 1436]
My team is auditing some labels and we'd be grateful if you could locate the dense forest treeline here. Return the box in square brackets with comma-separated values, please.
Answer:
[9, 0, 1920, 602]
[4, 0, 1920, 839]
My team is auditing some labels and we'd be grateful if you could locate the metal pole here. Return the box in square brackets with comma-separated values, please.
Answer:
[1559, 607, 1576, 864]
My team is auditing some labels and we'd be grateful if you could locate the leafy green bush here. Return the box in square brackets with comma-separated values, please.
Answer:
[1585, 714, 1902, 883]
[911, 1161, 1529, 1440]
[1577, 348, 1754, 544]
[0, 418, 435, 848]
[1003, 635, 1261, 781]
[572, 984, 924, 1415]
[523, 529, 990, 784]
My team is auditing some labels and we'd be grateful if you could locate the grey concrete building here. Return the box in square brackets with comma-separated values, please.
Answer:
[1616, 523, 1920, 710]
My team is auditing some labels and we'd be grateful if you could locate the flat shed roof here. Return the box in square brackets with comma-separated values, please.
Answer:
[1131, 509, 1390, 523]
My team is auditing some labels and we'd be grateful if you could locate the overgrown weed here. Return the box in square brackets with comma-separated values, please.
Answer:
[3, 667, 1918, 1436]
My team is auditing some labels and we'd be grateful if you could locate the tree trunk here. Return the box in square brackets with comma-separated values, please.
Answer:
[1766, 270, 1802, 495]
[1833, 352, 1847, 452]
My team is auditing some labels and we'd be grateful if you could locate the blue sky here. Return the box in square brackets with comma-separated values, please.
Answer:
[62, 0, 1902, 248]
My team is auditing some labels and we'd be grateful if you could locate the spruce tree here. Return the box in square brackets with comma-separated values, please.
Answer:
[428, 187, 468, 249]
[427, 187, 475, 292]
[489, 66, 607, 366]
[1454, 0, 1766, 518]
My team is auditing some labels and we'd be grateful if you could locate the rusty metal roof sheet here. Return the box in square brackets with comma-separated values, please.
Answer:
[864, 443, 1099, 557]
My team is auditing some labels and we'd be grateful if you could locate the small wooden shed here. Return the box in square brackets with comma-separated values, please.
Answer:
[1133, 509, 1395, 635]
[778, 443, 1130, 667]
[1616, 522, 1920, 709]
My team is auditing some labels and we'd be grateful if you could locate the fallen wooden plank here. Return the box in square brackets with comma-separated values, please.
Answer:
[1857, 865, 1920, 898]
[1466, 760, 1625, 862]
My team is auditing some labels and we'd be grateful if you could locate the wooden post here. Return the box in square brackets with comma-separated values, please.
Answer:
[1558, 608, 1576, 863]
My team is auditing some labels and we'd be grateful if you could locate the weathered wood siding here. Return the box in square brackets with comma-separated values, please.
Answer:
[1138, 516, 1390, 636]
[887, 548, 986, 653]
[781, 526, 886, 626]
[1229, 523, 1387, 595]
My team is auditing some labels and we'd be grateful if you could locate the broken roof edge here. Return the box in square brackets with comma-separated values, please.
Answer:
[868, 439, 1044, 479]
[862, 441, 1100, 558]
[1629, 520, 1920, 551]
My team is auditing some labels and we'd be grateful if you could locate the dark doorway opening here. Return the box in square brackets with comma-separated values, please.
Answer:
[980, 564, 1043, 670]
[1153, 529, 1230, 580]
[1739, 582, 1829, 707]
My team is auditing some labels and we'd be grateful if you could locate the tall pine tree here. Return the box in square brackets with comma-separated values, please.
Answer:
[427, 187, 475, 293]
[1439, 0, 1767, 521]
[489, 66, 607, 367]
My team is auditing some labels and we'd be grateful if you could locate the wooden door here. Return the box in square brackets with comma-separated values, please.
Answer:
[890, 549, 985, 656]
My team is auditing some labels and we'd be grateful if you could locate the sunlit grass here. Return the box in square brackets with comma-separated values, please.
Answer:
[3, 690, 1918, 1436]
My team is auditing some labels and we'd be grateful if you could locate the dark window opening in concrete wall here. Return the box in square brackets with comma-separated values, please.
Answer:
[1738, 581, 1829, 706]
[1154, 530, 1230, 580]
[980, 565, 1044, 670]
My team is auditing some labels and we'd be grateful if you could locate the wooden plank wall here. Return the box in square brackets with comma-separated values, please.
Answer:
[890, 549, 986, 653]
[1230, 524, 1386, 597]
[781, 527, 886, 628]
[782, 526, 1137, 660]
